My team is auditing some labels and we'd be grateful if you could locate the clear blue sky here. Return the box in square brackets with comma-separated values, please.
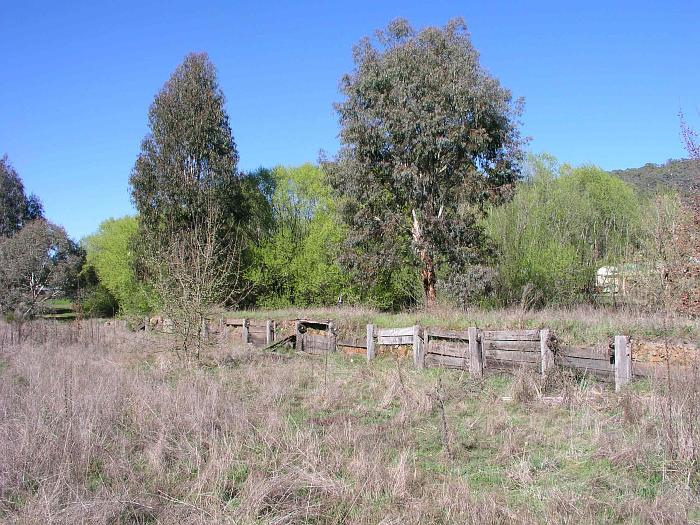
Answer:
[2, 1, 699, 240]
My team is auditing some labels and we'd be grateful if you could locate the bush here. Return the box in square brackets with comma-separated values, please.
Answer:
[80, 284, 118, 318]
[484, 154, 644, 306]
[83, 216, 153, 314]
[247, 164, 353, 307]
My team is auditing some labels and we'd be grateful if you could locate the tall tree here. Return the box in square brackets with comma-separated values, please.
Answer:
[129, 52, 248, 356]
[130, 52, 242, 237]
[332, 18, 524, 307]
[0, 155, 44, 237]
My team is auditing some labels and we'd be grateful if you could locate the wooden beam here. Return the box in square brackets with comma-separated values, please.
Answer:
[295, 321, 302, 353]
[540, 329, 554, 378]
[266, 319, 273, 345]
[556, 354, 613, 372]
[413, 325, 424, 369]
[469, 327, 482, 378]
[242, 319, 249, 345]
[614, 335, 631, 392]
[366, 324, 375, 361]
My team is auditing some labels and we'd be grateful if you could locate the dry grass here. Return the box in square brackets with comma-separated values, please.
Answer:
[0, 320, 698, 523]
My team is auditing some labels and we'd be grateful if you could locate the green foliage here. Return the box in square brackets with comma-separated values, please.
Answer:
[83, 216, 152, 314]
[247, 164, 352, 307]
[485, 154, 644, 305]
[332, 18, 524, 305]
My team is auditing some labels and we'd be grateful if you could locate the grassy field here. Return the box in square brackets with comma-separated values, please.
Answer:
[0, 320, 698, 523]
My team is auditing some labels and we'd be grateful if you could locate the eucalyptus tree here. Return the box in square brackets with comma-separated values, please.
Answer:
[129, 52, 248, 355]
[332, 18, 524, 307]
[130, 52, 242, 239]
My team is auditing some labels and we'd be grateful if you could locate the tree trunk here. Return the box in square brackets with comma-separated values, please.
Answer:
[412, 208, 437, 308]
[421, 251, 437, 308]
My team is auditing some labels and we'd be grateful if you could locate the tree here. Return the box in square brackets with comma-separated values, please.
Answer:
[0, 220, 81, 320]
[247, 164, 351, 307]
[130, 53, 243, 238]
[332, 18, 524, 307]
[0, 155, 44, 237]
[129, 52, 248, 356]
[83, 216, 152, 313]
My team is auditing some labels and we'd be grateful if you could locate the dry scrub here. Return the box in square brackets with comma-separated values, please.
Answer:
[0, 320, 698, 523]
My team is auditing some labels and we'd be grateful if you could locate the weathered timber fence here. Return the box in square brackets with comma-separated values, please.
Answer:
[365, 325, 423, 367]
[145, 314, 637, 391]
[295, 319, 336, 354]
[224, 318, 275, 346]
[423, 327, 483, 377]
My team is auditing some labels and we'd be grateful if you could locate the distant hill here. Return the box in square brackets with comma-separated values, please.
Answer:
[610, 158, 699, 195]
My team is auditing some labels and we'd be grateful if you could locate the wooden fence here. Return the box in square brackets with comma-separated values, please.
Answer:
[223, 318, 275, 346]
[295, 319, 336, 354]
[146, 314, 637, 391]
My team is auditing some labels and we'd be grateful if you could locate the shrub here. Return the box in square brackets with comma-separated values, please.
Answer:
[484, 154, 644, 306]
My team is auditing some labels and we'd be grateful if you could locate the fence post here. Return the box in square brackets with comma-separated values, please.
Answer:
[242, 319, 249, 345]
[413, 324, 424, 369]
[201, 318, 209, 342]
[328, 321, 336, 353]
[366, 324, 375, 361]
[295, 321, 303, 352]
[614, 335, 631, 392]
[144, 317, 150, 333]
[266, 319, 273, 345]
[468, 327, 482, 378]
[540, 329, 554, 378]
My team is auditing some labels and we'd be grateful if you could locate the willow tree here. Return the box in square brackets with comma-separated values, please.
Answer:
[333, 18, 524, 307]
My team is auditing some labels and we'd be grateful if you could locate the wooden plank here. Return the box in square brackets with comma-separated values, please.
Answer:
[295, 321, 302, 353]
[556, 354, 613, 372]
[482, 340, 540, 352]
[484, 349, 540, 364]
[376, 326, 415, 338]
[427, 340, 468, 358]
[424, 327, 470, 341]
[378, 335, 414, 345]
[425, 354, 467, 369]
[248, 326, 268, 334]
[482, 329, 540, 341]
[484, 359, 538, 371]
[558, 346, 611, 360]
[225, 318, 246, 326]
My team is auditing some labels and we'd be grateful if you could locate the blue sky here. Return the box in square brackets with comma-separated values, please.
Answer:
[1, 1, 699, 240]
